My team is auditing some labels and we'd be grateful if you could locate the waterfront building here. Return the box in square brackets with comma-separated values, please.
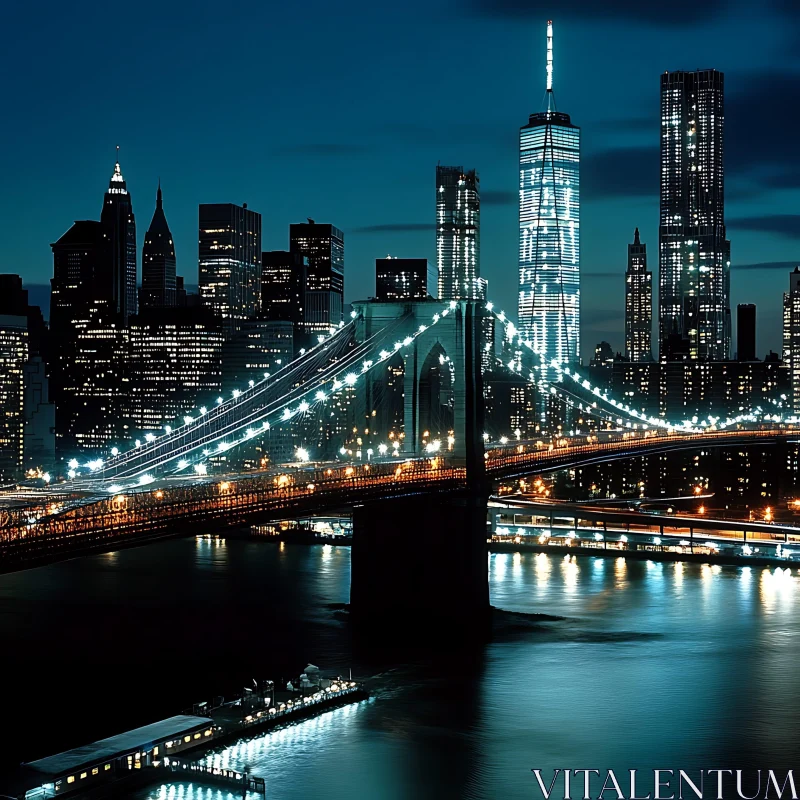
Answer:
[376, 257, 437, 301]
[436, 166, 480, 301]
[659, 69, 729, 360]
[0, 316, 27, 481]
[140, 182, 177, 308]
[624, 228, 652, 361]
[518, 21, 580, 370]
[783, 267, 800, 412]
[199, 203, 262, 335]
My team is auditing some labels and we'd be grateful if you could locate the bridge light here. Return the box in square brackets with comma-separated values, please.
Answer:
[42, 472, 51, 483]
[500, 436, 509, 445]
[315, 391, 327, 402]
[164, 426, 172, 435]
[111, 447, 119, 457]
[263, 421, 270, 430]
[485, 302, 493, 311]
[282, 409, 292, 420]
[217, 397, 224, 404]
[177, 460, 189, 470]
[318, 335, 326, 343]
[379, 350, 390, 360]
[339, 447, 347, 455]
[107, 484, 122, 493]
[344, 373, 358, 386]
[432, 313, 440, 322]
[653, 537, 662, 545]
[135, 439, 142, 448]
[298, 401, 310, 413]
[350, 310, 357, 318]
[139, 474, 154, 486]
[620, 535, 628, 543]
[194, 464, 208, 476]
[68, 458, 79, 469]
[378, 444, 388, 455]
[233, 389, 241, 399]
[199, 406, 208, 415]
[67, 469, 76, 479]
[184, 416, 194, 425]
[145, 433, 156, 443]
[402, 336, 413, 347]
[482, 433, 489, 441]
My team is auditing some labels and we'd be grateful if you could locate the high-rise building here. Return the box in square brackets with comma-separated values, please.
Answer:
[222, 320, 294, 392]
[0, 316, 27, 482]
[199, 203, 262, 335]
[737, 304, 756, 362]
[100, 150, 137, 323]
[783, 268, 800, 412]
[261, 250, 307, 324]
[436, 166, 480, 300]
[624, 228, 652, 362]
[50, 221, 128, 453]
[376, 257, 437, 301]
[518, 21, 580, 370]
[659, 69, 729, 361]
[141, 182, 177, 308]
[23, 356, 55, 475]
[128, 306, 223, 434]
[289, 221, 344, 334]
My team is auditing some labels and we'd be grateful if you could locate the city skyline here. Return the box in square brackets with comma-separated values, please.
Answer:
[2, 3, 800, 362]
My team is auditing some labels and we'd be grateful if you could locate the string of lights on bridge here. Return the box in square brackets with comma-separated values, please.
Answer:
[64, 299, 800, 488]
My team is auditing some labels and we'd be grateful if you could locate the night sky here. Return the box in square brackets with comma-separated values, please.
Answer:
[2, 0, 798, 361]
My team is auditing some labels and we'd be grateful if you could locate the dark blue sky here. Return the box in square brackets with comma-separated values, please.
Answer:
[2, 0, 798, 361]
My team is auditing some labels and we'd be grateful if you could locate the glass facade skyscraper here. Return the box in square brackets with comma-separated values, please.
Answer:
[625, 228, 652, 362]
[659, 69, 729, 361]
[436, 166, 480, 301]
[518, 21, 580, 370]
[199, 203, 262, 336]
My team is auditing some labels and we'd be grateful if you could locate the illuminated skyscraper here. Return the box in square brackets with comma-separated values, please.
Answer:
[436, 166, 480, 300]
[100, 148, 137, 323]
[289, 220, 344, 335]
[783, 268, 800, 412]
[518, 21, 580, 369]
[141, 181, 177, 308]
[659, 69, 729, 361]
[625, 228, 652, 361]
[199, 203, 262, 336]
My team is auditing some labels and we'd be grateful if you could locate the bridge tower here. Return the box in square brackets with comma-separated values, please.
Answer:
[349, 299, 491, 633]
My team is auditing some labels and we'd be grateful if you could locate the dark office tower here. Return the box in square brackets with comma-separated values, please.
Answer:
[659, 69, 729, 361]
[261, 250, 307, 324]
[199, 203, 262, 336]
[518, 21, 580, 371]
[624, 228, 652, 362]
[376, 257, 437, 301]
[100, 150, 137, 323]
[141, 182, 177, 308]
[436, 166, 480, 301]
[737, 304, 756, 361]
[289, 220, 344, 334]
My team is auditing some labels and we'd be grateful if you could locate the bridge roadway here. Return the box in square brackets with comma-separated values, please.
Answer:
[0, 428, 794, 566]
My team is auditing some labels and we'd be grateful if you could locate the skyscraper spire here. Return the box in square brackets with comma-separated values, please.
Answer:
[634, 227, 640, 246]
[157, 177, 162, 210]
[545, 20, 555, 111]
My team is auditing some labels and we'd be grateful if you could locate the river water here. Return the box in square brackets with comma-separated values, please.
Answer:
[2, 538, 799, 799]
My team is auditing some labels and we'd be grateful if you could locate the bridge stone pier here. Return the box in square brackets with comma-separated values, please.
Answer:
[350, 299, 491, 631]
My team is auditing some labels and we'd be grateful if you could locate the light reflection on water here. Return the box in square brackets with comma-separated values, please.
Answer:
[129, 547, 800, 800]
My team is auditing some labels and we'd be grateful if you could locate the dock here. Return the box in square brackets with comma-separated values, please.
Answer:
[6, 678, 368, 799]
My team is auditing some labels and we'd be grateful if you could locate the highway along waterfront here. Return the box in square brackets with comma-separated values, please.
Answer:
[1, 537, 799, 799]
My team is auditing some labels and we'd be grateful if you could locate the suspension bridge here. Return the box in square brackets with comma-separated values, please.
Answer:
[2, 298, 795, 625]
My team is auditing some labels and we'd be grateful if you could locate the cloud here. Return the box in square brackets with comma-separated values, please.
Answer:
[469, 0, 732, 23]
[734, 261, 798, 271]
[274, 143, 370, 156]
[728, 215, 800, 238]
[582, 146, 658, 198]
[482, 190, 516, 206]
[349, 223, 435, 234]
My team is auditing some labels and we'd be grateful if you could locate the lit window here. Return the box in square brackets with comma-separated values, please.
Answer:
[67, 776, 75, 784]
